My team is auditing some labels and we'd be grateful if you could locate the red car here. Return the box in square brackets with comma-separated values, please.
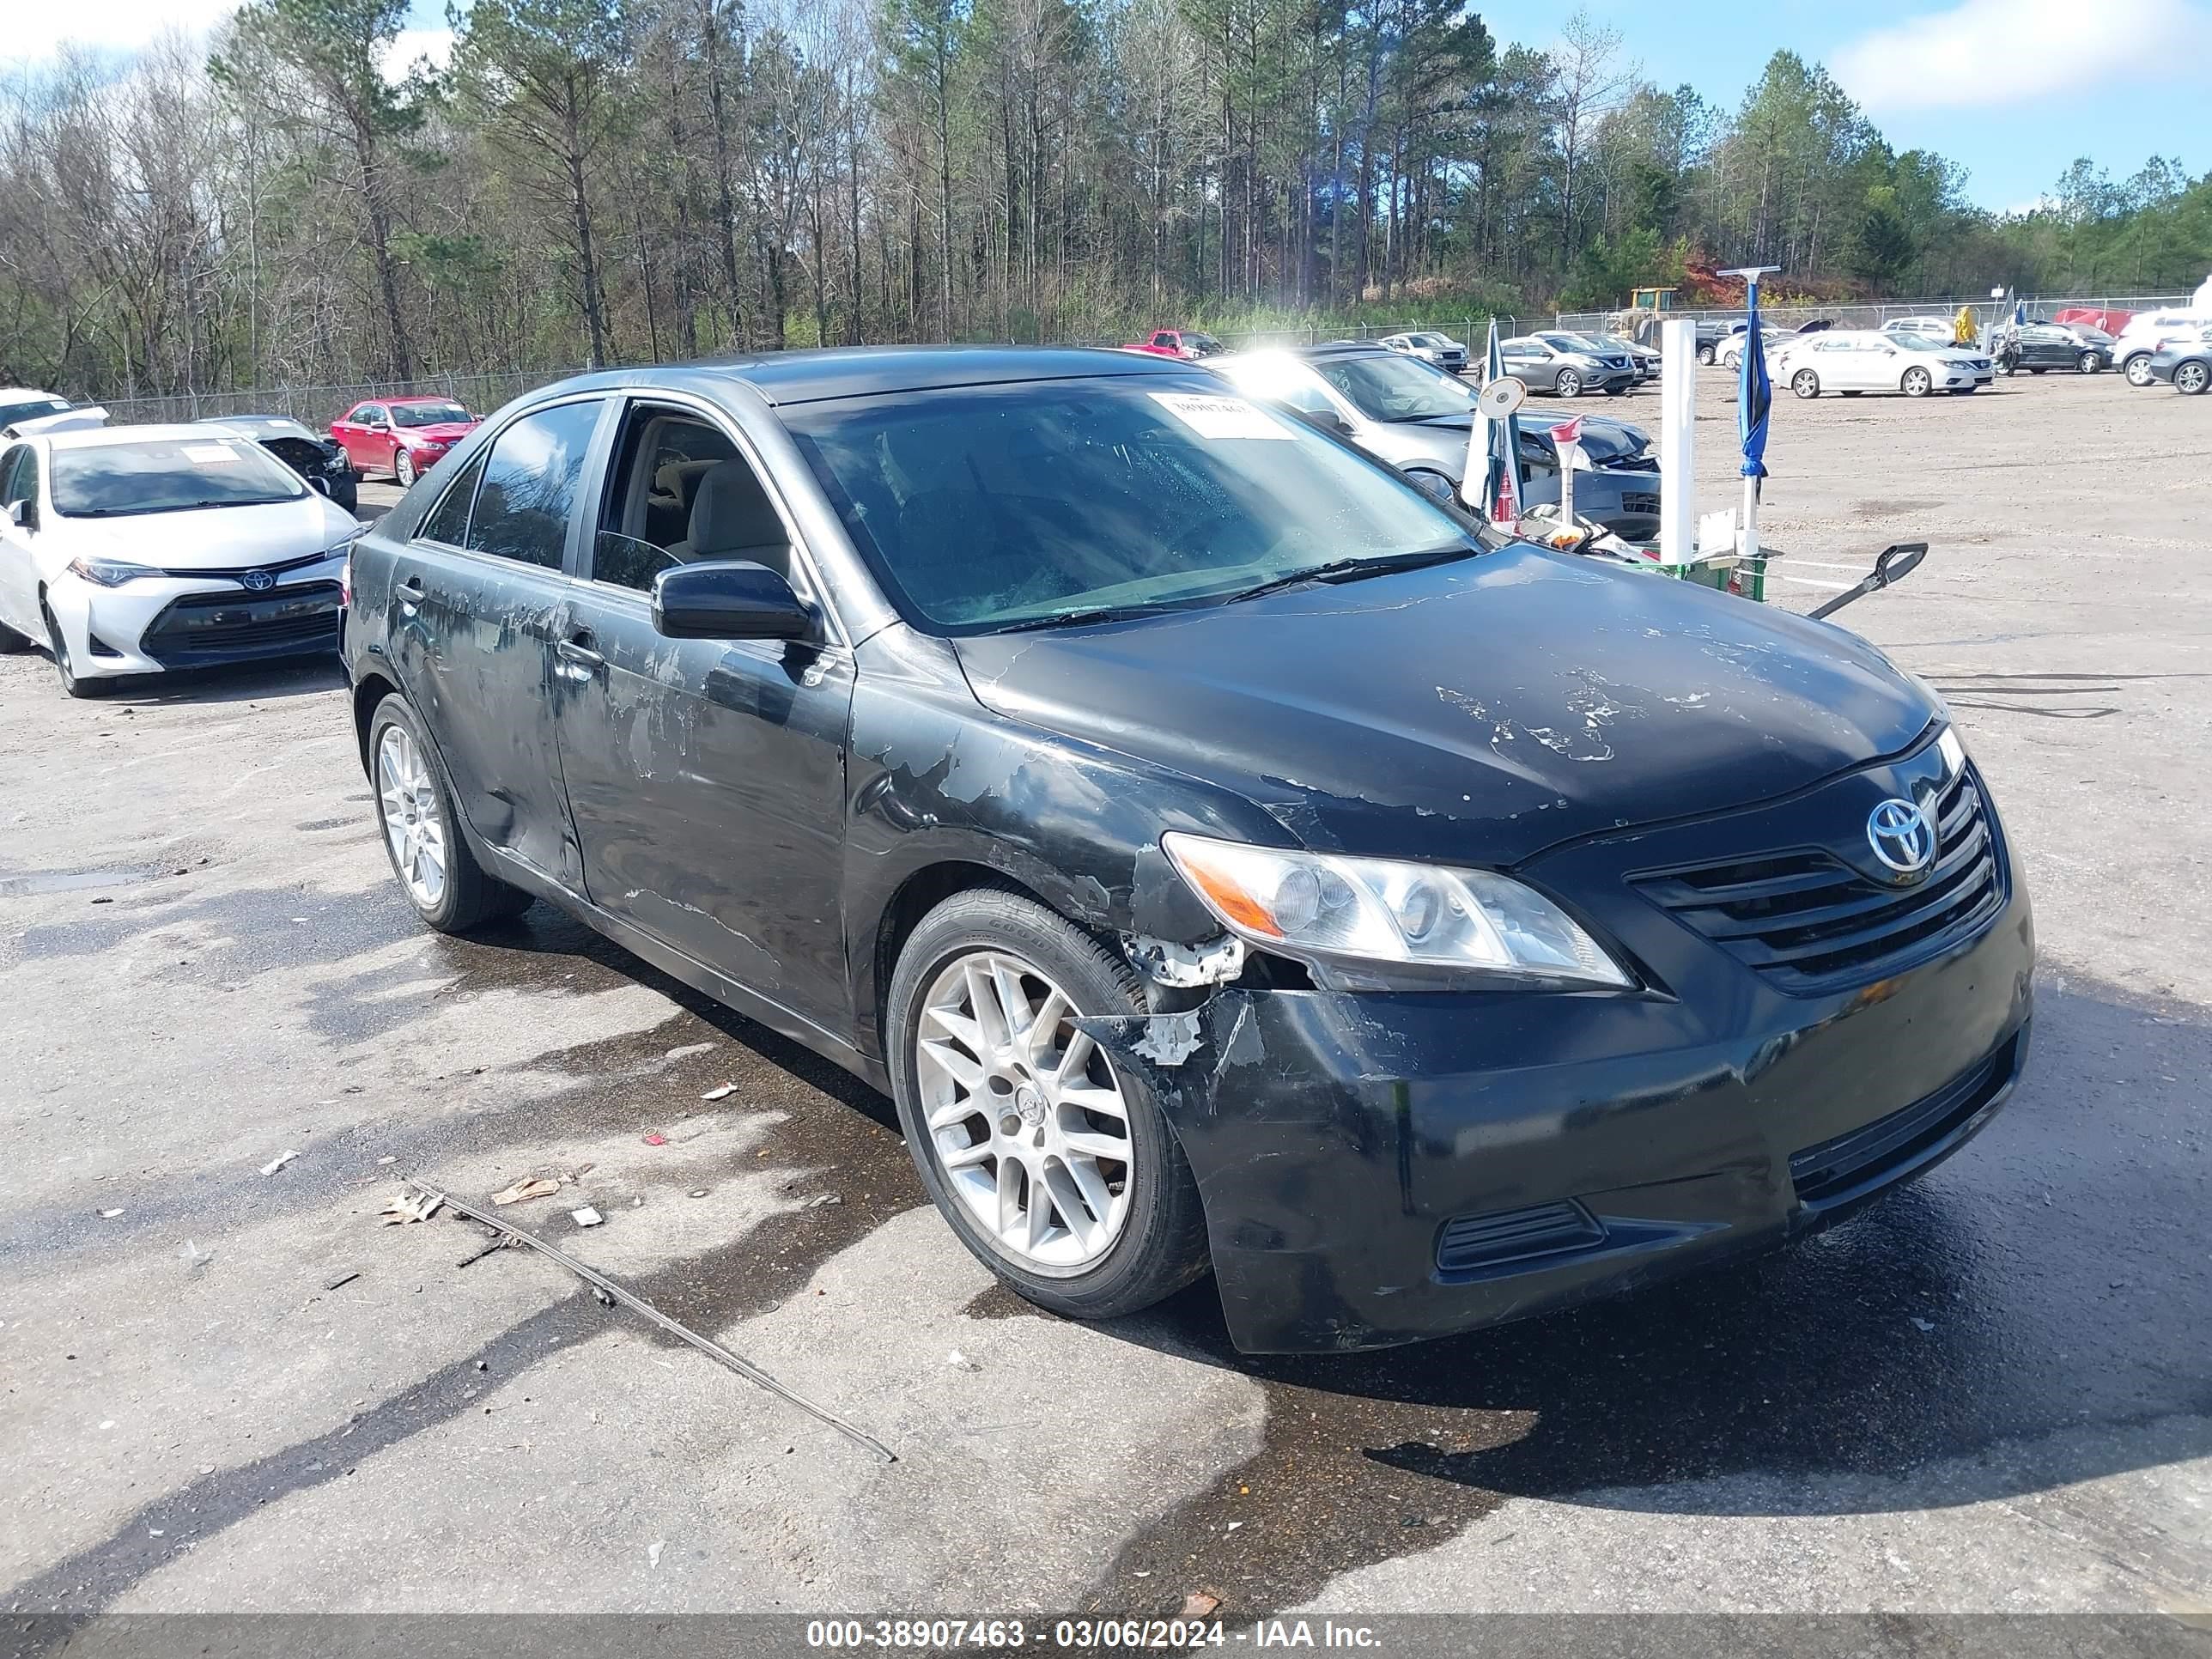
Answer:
[1122, 328, 1226, 360]
[329, 396, 480, 488]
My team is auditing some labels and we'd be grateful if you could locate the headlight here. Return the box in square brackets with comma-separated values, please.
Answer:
[1163, 831, 1631, 987]
[1403, 467, 1456, 501]
[66, 556, 159, 587]
[1936, 726, 1966, 779]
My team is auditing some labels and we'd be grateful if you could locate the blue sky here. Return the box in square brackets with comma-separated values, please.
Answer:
[1465, 0, 2209, 211]
[10, 0, 2209, 213]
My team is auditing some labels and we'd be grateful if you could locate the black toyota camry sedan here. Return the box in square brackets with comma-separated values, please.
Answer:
[339, 347, 2033, 1353]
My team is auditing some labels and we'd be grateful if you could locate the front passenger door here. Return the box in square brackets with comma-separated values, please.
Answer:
[0, 444, 41, 640]
[553, 398, 856, 1035]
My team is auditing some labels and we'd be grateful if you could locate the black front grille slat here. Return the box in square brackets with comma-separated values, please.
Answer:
[141, 581, 342, 668]
[1635, 778, 2004, 994]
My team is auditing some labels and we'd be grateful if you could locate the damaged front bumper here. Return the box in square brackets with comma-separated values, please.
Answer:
[1081, 882, 2033, 1354]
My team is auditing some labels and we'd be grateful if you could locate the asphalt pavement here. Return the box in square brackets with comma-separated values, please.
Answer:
[3, 371, 2208, 1633]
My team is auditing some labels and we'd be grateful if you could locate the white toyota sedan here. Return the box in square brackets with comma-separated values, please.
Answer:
[1775, 331, 1984, 398]
[0, 424, 364, 696]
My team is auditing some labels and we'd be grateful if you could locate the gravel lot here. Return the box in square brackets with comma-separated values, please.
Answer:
[3, 368, 2209, 1633]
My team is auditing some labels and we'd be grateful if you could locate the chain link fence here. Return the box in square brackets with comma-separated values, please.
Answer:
[88, 319, 1533, 428]
[1552, 292, 2196, 335]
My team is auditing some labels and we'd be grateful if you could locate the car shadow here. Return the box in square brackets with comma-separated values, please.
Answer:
[94, 656, 348, 706]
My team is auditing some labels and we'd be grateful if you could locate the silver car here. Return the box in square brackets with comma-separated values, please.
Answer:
[1378, 331, 1468, 374]
[1500, 333, 1638, 397]
[1211, 343, 1662, 540]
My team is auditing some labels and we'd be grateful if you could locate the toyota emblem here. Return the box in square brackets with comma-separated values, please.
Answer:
[241, 568, 276, 592]
[1867, 798, 1935, 877]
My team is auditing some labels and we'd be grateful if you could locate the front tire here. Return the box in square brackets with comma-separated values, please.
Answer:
[42, 600, 110, 699]
[1555, 369, 1583, 398]
[1902, 367, 1932, 398]
[394, 449, 416, 488]
[2176, 362, 2210, 396]
[2078, 351, 2101, 374]
[2125, 353, 2156, 387]
[368, 694, 532, 933]
[1791, 369, 1821, 399]
[887, 889, 1210, 1322]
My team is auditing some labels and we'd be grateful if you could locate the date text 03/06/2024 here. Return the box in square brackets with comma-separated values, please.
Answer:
[802, 1618, 1383, 1649]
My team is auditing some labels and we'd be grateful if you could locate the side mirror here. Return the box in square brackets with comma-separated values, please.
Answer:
[7, 498, 33, 532]
[652, 560, 813, 641]
[1874, 541, 1928, 586]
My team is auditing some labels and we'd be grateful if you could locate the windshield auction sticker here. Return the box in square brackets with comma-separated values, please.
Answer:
[1148, 392, 1295, 440]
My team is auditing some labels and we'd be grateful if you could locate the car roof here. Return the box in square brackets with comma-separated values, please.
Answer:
[375, 395, 473, 407]
[0, 386, 68, 401]
[530, 345, 1214, 409]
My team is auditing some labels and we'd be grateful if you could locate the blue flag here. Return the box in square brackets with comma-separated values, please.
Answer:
[1738, 288, 1771, 498]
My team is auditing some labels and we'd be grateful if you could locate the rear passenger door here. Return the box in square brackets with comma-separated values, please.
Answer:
[553, 396, 856, 1035]
[383, 396, 611, 889]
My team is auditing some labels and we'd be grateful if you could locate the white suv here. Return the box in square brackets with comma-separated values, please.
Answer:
[2115, 311, 2210, 386]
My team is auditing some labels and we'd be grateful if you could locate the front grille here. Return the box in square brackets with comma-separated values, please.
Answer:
[1789, 1036, 2016, 1205]
[154, 548, 338, 582]
[1619, 491, 1661, 516]
[141, 581, 342, 667]
[1634, 769, 2003, 994]
[1436, 1200, 1606, 1274]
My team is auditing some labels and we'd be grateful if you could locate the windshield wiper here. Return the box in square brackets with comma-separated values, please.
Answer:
[1219, 542, 1481, 605]
[991, 600, 1192, 633]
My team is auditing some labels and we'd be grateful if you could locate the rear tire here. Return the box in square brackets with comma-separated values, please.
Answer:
[368, 693, 533, 933]
[1791, 369, 1821, 399]
[886, 889, 1211, 1322]
[2124, 353, 2156, 387]
[1696, 343, 1717, 366]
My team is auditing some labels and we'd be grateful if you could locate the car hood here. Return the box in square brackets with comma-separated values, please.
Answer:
[1379, 413, 1650, 472]
[65, 493, 359, 571]
[396, 422, 477, 444]
[953, 544, 1932, 866]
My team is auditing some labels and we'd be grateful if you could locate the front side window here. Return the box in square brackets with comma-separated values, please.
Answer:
[49, 437, 307, 518]
[0, 444, 33, 509]
[591, 406, 765, 592]
[393, 401, 473, 428]
[784, 377, 1473, 635]
[465, 400, 603, 569]
[353, 404, 387, 426]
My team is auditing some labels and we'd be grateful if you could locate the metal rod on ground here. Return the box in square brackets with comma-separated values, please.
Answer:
[416, 1182, 897, 1464]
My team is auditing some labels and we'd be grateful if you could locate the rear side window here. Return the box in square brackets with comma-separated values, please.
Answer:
[417, 451, 487, 546]
[465, 401, 603, 570]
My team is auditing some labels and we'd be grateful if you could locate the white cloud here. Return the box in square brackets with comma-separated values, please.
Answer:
[379, 26, 453, 82]
[1833, 0, 2212, 111]
[3, 0, 240, 64]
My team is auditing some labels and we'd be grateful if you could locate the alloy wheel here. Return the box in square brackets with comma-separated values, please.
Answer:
[1792, 370, 1820, 399]
[1556, 369, 1582, 398]
[2126, 355, 2154, 386]
[395, 450, 416, 487]
[1903, 368, 1931, 397]
[2175, 362, 2209, 396]
[377, 723, 448, 908]
[913, 949, 1133, 1272]
[2079, 351, 2100, 374]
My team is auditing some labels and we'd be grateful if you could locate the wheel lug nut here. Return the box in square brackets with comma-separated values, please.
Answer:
[999, 1114, 1021, 1137]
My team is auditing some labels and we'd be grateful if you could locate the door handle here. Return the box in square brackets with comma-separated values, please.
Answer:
[394, 577, 427, 610]
[556, 633, 605, 676]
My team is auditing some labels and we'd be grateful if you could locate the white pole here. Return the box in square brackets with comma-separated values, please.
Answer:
[1742, 471, 1759, 564]
[1659, 318, 1695, 564]
[1558, 437, 1577, 527]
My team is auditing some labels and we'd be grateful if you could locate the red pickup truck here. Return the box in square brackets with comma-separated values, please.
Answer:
[1123, 329, 1228, 360]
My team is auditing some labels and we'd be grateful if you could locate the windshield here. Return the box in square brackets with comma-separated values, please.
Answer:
[1892, 336, 1950, 353]
[1307, 354, 1475, 422]
[783, 378, 1474, 634]
[392, 402, 472, 428]
[210, 417, 317, 442]
[51, 437, 307, 517]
